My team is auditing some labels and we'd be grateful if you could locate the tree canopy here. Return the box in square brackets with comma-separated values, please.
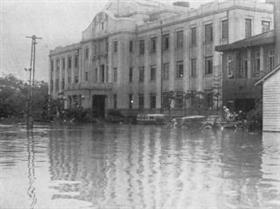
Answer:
[0, 74, 48, 120]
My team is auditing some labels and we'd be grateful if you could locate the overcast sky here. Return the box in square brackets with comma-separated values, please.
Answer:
[0, 0, 262, 82]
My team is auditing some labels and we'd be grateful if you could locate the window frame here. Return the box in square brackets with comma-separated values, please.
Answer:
[176, 61, 184, 79]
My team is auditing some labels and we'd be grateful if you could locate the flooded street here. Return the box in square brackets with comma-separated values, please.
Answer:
[0, 125, 280, 209]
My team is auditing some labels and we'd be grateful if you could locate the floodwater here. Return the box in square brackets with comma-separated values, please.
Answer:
[0, 124, 280, 209]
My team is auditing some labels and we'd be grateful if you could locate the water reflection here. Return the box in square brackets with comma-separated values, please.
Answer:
[1, 125, 280, 209]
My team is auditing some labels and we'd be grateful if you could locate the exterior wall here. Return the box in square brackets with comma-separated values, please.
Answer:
[222, 44, 275, 111]
[263, 69, 280, 132]
[49, 0, 273, 116]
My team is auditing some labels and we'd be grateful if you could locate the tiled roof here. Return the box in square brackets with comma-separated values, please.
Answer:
[215, 30, 275, 52]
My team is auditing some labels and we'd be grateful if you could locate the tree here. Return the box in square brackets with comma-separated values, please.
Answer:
[0, 74, 48, 121]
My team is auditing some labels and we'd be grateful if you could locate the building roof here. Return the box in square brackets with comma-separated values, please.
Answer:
[255, 64, 280, 86]
[215, 30, 275, 52]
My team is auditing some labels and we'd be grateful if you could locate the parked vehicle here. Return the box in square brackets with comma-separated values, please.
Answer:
[172, 115, 206, 128]
[136, 114, 167, 125]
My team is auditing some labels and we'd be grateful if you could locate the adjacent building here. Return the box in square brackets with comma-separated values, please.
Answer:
[49, 0, 273, 117]
[215, 30, 276, 111]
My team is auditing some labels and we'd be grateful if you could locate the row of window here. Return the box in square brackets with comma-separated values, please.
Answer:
[113, 93, 157, 110]
[111, 57, 212, 83]
[50, 55, 79, 72]
[226, 49, 275, 79]
[113, 92, 213, 110]
[57, 19, 270, 67]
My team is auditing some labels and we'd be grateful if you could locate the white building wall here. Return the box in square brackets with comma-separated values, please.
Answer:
[263, 70, 280, 132]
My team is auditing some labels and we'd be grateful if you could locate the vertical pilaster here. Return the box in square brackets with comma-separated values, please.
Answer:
[144, 38, 149, 109]
[260, 46, 264, 73]
[53, 58, 56, 97]
[169, 32, 175, 91]
[71, 54, 75, 84]
[156, 34, 162, 109]
[247, 48, 252, 79]
[58, 58, 62, 93]
[197, 21, 204, 91]
[183, 26, 190, 93]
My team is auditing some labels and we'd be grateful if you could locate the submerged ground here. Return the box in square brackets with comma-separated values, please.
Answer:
[0, 124, 280, 209]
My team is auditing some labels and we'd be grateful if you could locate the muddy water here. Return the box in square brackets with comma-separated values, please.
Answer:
[0, 124, 280, 209]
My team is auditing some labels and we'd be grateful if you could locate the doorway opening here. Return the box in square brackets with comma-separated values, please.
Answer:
[92, 95, 106, 118]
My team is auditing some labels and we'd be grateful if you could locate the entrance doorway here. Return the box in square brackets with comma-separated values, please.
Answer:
[92, 95, 106, 118]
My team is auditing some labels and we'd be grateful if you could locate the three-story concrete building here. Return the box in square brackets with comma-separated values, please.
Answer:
[49, 0, 273, 117]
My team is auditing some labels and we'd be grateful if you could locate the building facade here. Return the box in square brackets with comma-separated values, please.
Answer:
[49, 0, 273, 117]
[216, 30, 276, 111]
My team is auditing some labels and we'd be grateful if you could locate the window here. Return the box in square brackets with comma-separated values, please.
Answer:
[95, 68, 98, 82]
[139, 40, 145, 55]
[85, 48, 89, 60]
[176, 30, 184, 49]
[113, 41, 118, 53]
[55, 78, 59, 90]
[191, 27, 197, 46]
[74, 55, 79, 68]
[162, 63, 169, 80]
[129, 67, 133, 82]
[62, 78, 65, 90]
[68, 57, 72, 69]
[85, 72, 88, 81]
[139, 94, 144, 109]
[74, 75, 78, 83]
[222, 19, 229, 40]
[227, 55, 234, 79]
[106, 66, 109, 82]
[113, 68, 118, 82]
[162, 92, 169, 109]
[56, 59, 60, 71]
[150, 93, 156, 109]
[237, 53, 248, 79]
[245, 18, 252, 38]
[262, 20, 270, 33]
[113, 94, 117, 109]
[51, 60, 54, 72]
[68, 76, 71, 84]
[150, 65, 156, 81]
[242, 59, 248, 78]
[206, 92, 213, 108]
[100, 65, 105, 82]
[174, 91, 184, 109]
[205, 56, 213, 75]
[129, 40, 133, 52]
[139, 67, 145, 82]
[268, 49, 275, 71]
[205, 23, 213, 44]
[254, 50, 260, 76]
[162, 34, 169, 51]
[62, 58, 65, 70]
[129, 94, 133, 109]
[176, 61, 184, 79]
[151, 37, 157, 53]
[191, 58, 197, 77]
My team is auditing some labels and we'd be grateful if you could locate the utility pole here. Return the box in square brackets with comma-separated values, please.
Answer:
[25, 35, 42, 129]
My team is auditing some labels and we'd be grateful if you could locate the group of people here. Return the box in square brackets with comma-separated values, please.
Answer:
[222, 106, 246, 122]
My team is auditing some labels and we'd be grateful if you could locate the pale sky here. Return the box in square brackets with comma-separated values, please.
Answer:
[0, 0, 263, 82]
